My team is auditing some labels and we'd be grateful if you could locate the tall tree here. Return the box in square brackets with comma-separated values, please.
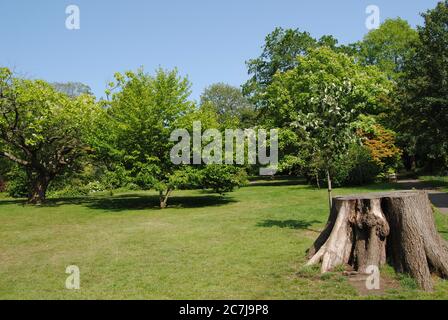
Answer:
[243, 27, 338, 108]
[398, 1, 448, 169]
[356, 18, 419, 80]
[265, 48, 392, 206]
[0, 68, 99, 203]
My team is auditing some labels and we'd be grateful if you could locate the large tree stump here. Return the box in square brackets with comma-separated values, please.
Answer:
[306, 190, 448, 291]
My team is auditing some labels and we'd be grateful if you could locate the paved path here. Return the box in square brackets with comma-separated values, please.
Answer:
[397, 179, 448, 214]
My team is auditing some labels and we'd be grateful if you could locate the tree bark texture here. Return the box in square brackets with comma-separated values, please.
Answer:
[306, 190, 448, 291]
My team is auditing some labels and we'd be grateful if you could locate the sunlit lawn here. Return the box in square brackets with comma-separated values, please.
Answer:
[1, 178, 448, 300]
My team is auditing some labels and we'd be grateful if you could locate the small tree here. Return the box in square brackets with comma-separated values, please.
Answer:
[265, 48, 392, 207]
[102, 68, 246, 209]
[0, 68, 99, 204]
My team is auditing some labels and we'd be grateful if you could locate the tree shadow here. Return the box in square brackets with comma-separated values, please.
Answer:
[257, 219, 322, 232]
[11, 193, 236, 212]
[0, 198, 27, 206]
[249, 176, 308, 187]
[85, 194, 237, 212]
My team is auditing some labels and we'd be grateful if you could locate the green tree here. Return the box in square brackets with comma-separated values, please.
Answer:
[356, 18, 419, 80]
[243, 27, 339, 108]
[102, 68, 246, 208]
[265, 48, 392, 206]
[0, 68, 99, 203]
[398, 1, 448, 170]
[200, 83, 256, 128]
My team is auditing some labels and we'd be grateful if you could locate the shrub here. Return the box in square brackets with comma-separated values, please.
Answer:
[6, 167, 28, 198]
[330, 144, 381, 187]
[201, 165, 248, 194]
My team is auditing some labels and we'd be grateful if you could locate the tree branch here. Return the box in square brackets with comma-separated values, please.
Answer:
[0, 150, 29, 166]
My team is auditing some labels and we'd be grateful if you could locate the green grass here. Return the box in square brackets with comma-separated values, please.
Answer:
[1, 178, 448, 300]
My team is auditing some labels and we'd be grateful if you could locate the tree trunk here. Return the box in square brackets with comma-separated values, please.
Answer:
[306, 190, 448, 291]
[159, 189, 172, 209]
[28, 174, 50, 205]
[326, 170, 332, 210]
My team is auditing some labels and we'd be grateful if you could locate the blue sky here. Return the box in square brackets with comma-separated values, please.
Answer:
[0, 0, 440, 101]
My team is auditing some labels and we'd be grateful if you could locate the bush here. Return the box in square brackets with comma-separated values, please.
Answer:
[330, 144, 381, 187]
[6, 167, 28, 198]
[48, 185, 90, 198]
[201, 165, 248, 194]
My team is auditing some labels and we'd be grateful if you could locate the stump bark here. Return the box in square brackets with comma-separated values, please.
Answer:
[306, 190, 448, 291]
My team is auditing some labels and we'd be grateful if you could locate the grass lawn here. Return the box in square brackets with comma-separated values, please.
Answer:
[1, 178, 448, 300]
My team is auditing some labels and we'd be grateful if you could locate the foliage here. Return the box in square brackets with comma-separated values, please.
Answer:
[201, 165, 248, 194]
[0, 67, 100, 203]
[200, 83, 256, 128]
[355, 115, 402, 173]
[397, 1, 448, 170]
[5, 165, 28, 198]
[265, 47, 392, 187]
[355, 18, 419, 80]
[99, 68, 245, 208]
[331, 144, 380, 186]
[243, 27, 338, 107]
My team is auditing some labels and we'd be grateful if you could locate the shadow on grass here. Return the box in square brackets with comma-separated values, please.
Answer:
[249, 176, 307, 187]
[0, 194, 237, 212]
[257, 219, 322, 232]
[86, 194, 236, 211]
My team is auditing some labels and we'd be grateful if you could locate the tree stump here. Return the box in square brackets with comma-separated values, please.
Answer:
[306, 190, 448, 291]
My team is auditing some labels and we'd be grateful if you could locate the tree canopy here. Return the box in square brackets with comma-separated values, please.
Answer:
[0, 68, 99, 203]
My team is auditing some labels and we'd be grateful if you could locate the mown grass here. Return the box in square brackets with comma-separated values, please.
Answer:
[1, 178, 448, 300]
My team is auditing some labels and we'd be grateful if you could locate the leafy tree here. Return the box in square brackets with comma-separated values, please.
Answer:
[265, 48, 392, 206]
[52, 82, 92, 98]
[356, 18, 419, 80]
[398, 1, 448, 170]
[200, 83, 256, 128]
[243, 27, 339, 108]
[101, 68, 246, 208]
[0, 68, 99, 203]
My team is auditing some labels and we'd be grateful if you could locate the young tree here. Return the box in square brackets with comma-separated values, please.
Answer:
[265, 48, 392, 207]
[102, 68, 246, 209]
[0, 68, 99, 204]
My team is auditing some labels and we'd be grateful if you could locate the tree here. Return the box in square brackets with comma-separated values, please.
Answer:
[243, 27, 339, 107]
[52, 82, 92, 98]
[0, 68, 99, 204]
[265, 48, 392, 206]
[356, 18, 419, 80]
[102, 68, 246, 209]
[200, 83, 256, 128]
[398, 1, 448, 170]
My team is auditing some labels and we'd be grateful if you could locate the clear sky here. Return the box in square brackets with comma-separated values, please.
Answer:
[0, 0, 440, 101]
